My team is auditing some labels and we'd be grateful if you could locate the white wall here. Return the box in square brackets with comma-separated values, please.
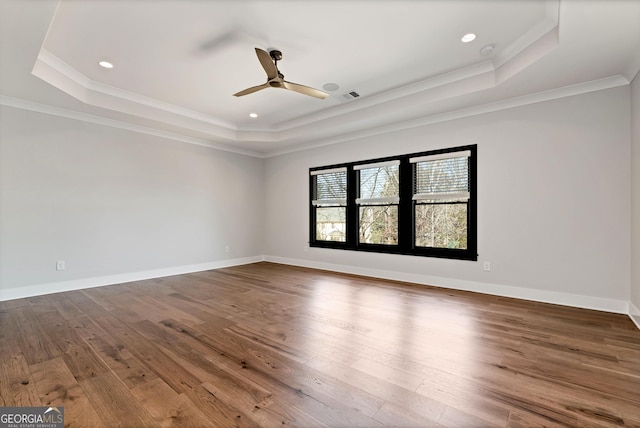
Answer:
[631, 73, 640, 326]
[264, 86, 631, 313]
[0, 105, 264, 300]
[1, 85, 634, 318]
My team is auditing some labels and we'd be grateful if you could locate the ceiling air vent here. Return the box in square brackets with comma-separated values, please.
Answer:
[342, 91, 360, 100]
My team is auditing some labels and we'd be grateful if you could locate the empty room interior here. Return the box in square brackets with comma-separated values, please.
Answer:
[1, 0, 640, 426]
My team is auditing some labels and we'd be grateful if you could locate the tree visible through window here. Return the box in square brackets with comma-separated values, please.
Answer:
[356, 162, 399, 245]
[412, 152, 470, 249]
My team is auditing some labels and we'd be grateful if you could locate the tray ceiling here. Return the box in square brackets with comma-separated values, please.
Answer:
[1, 0, 639, 156]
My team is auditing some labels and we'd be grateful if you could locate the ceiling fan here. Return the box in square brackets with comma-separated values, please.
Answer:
[233, 48, 328, 99]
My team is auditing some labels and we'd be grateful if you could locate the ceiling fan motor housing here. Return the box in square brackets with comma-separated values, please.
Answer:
[269, 50, 282, 61]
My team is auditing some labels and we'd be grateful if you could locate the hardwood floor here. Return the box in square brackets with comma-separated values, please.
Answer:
[1, 262, 639, 427]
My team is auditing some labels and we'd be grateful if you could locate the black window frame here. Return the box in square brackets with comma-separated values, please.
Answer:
[309, 144, 477, 261]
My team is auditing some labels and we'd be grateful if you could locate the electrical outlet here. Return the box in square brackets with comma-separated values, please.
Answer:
[483, 261, 491, 272]
[56, 260, 65, 270]
[225, 246, 230, 253]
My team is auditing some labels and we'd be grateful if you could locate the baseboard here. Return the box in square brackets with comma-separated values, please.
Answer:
[0, 256, 265, 302]
[3, 255, 637, 331]
[630, 302, 640, 330]
[264, 255, 630, 315]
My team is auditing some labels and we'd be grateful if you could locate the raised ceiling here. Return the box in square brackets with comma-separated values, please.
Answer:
[1, 0, 639, 157]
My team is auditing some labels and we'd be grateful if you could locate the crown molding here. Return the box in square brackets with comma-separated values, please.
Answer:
[30, 0, 561, 147]
[0, 95, 262, 158]
[277, 1, 560, 133]
[493, 0, 559, 70]
[2, 74, 628, 159]
[32, 49, 242, 141]
[265, 75, 630, 157]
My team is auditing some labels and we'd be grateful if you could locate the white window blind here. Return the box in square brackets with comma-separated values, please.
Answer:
[353, 160, 400, 170]
[356, 161, 400, 205]
[409, 150, 471, 164]
[412, 152, 469, 201]
[311, 168, 347, 206]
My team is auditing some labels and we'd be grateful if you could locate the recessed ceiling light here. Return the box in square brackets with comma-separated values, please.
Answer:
[249, 113, 258, 118]
[461, 33, 476, 43]
[98, 60, 114, 69]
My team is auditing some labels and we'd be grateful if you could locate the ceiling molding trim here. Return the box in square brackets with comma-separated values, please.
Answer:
[33, 5, 560, 145]
[493, 0, 559, 70]
[623, 42, 640, 82]
[84, 79, 238, 130]
[274, 68, 498, 144]
[495, 25, 559, 86]
[0, 95, 263, 158]
[31, 46, 498, 146]
[264, 75, 629, 158]
[274, 1, 560, 133]
[31, 49, 91, 104]
[1, 74, 628, 160]
[32, 49, 242, 139]
[272, 61, 496, 132]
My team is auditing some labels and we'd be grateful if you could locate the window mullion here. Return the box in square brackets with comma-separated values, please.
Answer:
[346, 166, 359, 249]
[398, 157, 413, 252]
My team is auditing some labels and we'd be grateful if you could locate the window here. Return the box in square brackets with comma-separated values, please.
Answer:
[311, 168, 347, 242]
[310, 145, 476, 260]
[411, 151, 470, 250]
[356, 161, 400, 245]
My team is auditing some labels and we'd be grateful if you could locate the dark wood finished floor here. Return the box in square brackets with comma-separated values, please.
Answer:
[1, 262, 639, 427]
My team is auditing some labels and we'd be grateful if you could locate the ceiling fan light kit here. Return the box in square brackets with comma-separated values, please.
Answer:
[234, 48, 328, 99]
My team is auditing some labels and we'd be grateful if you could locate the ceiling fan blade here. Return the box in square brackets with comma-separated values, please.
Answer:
[255, 48, 278, 80]
[233, 83, 270, 97]
[283, 81, 329, 99]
